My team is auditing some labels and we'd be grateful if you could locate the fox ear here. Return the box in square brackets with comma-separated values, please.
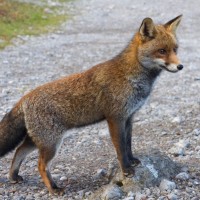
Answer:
[139, 18, 157, 39]
[164, 15, 182, 34]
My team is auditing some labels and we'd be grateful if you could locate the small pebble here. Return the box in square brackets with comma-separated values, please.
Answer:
[135, 192, 146, 200]
[102, 185, 124, 200]
[159, 179, 176, 192]
[127, 191, 135, 197]
[192, 128, 200, 136]
[60, 176, 68, 181]
[167, 193, 178, 200]
[176, 172, 190, 180]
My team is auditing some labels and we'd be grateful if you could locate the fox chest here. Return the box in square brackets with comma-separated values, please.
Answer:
[124, 80, 153, 116]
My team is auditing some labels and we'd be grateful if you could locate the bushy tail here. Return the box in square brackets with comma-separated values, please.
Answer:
[0, 102, 27, 157]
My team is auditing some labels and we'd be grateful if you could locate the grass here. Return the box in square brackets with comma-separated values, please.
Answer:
[0, 0, 67, 49]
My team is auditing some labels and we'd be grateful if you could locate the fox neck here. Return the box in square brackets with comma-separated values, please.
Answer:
[115, 35, 162, 80]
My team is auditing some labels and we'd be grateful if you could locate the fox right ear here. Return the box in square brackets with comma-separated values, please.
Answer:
[164, 15, 182, 34]
[139, 18, 157, 39]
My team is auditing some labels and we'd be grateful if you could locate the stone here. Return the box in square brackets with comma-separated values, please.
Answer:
[93, 168, 107, 180]
[159, 179, 176, 193]
[97, 168, 107, 176]
[177, 139, 190, 148]
[191, 197, 199, 200]
[77, 190, 85, 199]
[127, 191, 135, 197]
[135, 192, 147, 200]
[175, 172, 190, 181]
[123, 197, 134, 200]
[192, 128, 200, 136]
[0, 188, 4, 195]
[157, 196, 166, 200]
[169, 146, 185, 156]
[60, 176, 68, 181]
[180, 166, 189, 172]
[98, 128, 109, 137]
[169, 139, 190, 156]
[144, 188, 151, 196]
[85, 191, 93, 197]
[167, 193, 178, 200]
[102, 185, 124, 200]
[172, 116, 182, 123]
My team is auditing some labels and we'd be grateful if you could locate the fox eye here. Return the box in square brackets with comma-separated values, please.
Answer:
[173, 47, 178, 53]
[158, 49, 167, 55]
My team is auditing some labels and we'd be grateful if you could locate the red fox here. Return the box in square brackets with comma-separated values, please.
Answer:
[0, 15, 183, 194]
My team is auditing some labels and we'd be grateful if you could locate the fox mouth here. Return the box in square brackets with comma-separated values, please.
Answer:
[159, 65, 178, 73]
[154, 58, 183, 73]
[159, 64, 182, 73]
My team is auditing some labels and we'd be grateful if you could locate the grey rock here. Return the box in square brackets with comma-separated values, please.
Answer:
[93, 150, 180, 199]
[124, 150, 179, 188]
[85, 191, 93, 197]
[167, 193, 178, 200]
[98, 128, 109, 137]
[171, 116, 182, 123]
[123, 197, 134, 200]
[192, 128, 200, 136]
[157, 196, 167, 200]
[0, 188, 4, 195]
[25, 195, 34, 200]
[175, 172, 190, 181]
[127, 191, 135, 197]
[180, 166, 189, 173]
[159, 179, 176, 193]
[151, 187, 161, 196]
[144, 188, 151, 196]
[194, 180, 200, 185]
[77, 190, 85, 199]
[191, 197, 199, 200]
[102, 185, 124, 200]
[169, 146, 185, 156]
[135, 192, 146, 200]
[60, 176, 68, 181]
[169, 139, 190, 156]
[195, 146, 200, 151]
[93, 168, 107, 180]
[97, 168, 107, 176]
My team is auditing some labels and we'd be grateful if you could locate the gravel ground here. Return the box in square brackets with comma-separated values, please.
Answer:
[0, 0, 200, 199]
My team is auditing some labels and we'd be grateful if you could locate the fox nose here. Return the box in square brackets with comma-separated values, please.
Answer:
[177, 64, 183, 70]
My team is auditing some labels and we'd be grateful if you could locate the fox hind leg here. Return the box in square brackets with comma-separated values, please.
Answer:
[9, 136, 36, 183]
[38, 145, 64, 195]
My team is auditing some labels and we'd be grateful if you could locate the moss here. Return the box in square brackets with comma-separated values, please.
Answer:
[0, 0, 67, 49]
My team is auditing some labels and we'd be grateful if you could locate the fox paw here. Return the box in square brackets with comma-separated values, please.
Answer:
[50, 186, 65, 195]
[9, 175, 23, 183]
[122, 166, 135, 178]
[130, 157, 141, 167]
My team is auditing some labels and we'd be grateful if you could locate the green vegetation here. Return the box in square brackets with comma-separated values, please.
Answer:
[0, 0, 67, 49]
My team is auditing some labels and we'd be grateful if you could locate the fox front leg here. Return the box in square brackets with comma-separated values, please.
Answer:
[125, 116, 140, 166]
[107, 118, 135, 177]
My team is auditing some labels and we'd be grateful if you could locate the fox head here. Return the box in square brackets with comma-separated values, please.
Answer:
[137, 15, 183, 73]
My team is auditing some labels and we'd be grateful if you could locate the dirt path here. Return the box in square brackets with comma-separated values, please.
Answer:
[0, 0, 200, 199]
